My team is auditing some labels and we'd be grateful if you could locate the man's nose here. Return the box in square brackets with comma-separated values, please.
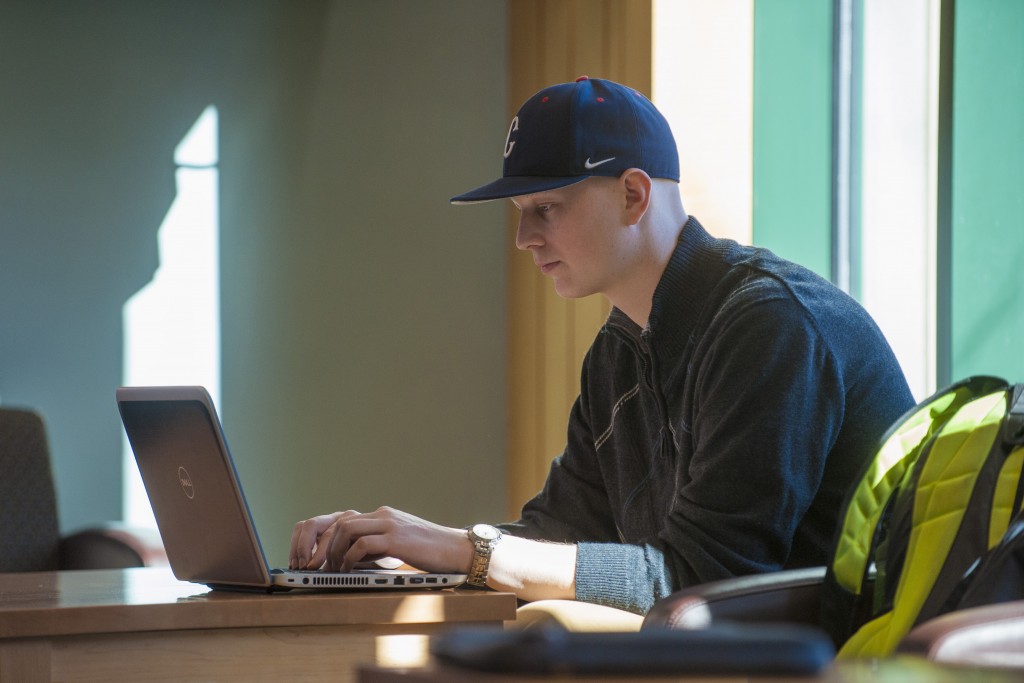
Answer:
[515, 215, 542, 251]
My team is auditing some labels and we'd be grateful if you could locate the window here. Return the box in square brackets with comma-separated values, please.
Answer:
[653, 0, 1024, 399]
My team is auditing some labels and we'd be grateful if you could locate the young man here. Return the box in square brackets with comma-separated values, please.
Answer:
[290, 77, 914, 616]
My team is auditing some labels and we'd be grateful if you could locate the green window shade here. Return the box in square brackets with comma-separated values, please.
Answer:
[950, 0, 1024, 381]
[752, 0, 834, 280]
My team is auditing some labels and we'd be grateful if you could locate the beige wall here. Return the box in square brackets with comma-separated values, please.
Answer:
[0, 0, 508, 564]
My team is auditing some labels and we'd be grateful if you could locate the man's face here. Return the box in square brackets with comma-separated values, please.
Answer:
[511, 177, 630, 301]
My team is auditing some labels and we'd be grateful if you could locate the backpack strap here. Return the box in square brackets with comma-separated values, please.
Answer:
[1002, 385, 1024, 520]
[953, 506, 1024, 610]
[942, 443, 1024, 612]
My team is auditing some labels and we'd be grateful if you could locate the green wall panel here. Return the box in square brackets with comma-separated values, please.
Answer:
[951, 0, 1024, 380]
[752, 0, 834, 279]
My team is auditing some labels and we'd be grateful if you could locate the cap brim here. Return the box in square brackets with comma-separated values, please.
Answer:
[450, 175, 589, 204]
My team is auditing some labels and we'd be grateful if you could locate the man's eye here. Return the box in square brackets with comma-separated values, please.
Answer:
[537, 204, 553, 213]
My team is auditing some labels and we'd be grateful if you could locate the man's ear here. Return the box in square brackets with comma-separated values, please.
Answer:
[620, 169, 652, 225]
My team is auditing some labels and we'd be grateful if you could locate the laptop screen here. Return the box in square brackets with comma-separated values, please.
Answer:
[118, 387, 272, 588]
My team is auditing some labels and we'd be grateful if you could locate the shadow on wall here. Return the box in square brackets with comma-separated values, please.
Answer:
[0, 1, 328, 531]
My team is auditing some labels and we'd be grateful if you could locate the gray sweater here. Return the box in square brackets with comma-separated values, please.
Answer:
[498, 217, 914, 615]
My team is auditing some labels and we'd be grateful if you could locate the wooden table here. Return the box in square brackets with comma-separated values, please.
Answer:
[0, 568, 517, 683]
[358, 659, 1024, 683]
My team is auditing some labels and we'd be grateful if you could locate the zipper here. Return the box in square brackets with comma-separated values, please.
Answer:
[605, 320, 655, 391]
[631, 326, 673, 459]
[606, 321, 675, 458]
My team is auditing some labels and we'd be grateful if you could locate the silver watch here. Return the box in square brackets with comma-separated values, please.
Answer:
[466, 523, 502, 587]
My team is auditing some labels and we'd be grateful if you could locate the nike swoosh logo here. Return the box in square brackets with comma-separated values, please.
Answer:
[584, 157, 616, 170]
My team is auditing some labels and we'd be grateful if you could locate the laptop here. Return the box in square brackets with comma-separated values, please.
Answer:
[116, 385, 467, 592]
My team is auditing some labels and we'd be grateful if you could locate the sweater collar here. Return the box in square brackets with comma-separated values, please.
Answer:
[608, 216, 737, 358]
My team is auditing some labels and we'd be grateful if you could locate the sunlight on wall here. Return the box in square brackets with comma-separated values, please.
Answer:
[652, 0, 754, 245]
[122, 105, 220, 527]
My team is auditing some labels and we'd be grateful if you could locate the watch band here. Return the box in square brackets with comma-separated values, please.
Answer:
[466, 524, 501, 588]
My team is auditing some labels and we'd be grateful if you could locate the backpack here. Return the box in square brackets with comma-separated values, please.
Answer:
[950, 506, 1024, 609]
[820, 376, 1024, 658]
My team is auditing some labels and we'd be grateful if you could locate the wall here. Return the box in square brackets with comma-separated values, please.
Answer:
[949, 0, 1024, 382]
[653, 0, 754, 246]
[0, 0, 508, 564]
[752, 0, 834, 279]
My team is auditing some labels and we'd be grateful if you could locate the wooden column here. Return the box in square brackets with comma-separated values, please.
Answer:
[505, 0, 653, 518]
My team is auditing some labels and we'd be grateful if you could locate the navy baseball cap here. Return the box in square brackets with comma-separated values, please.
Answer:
[451, 76, 680, 204]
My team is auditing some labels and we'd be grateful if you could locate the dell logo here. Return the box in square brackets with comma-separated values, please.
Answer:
[178, 466, 195, 499]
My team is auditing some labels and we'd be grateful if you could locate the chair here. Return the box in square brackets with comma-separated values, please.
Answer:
[898, 600, 1024, 667]
[0, 406, 166, 572]
[642, 567, 833, 630]
[642, 568, 1024, 667]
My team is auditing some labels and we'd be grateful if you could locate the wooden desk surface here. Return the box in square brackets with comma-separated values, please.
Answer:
[0, 567, 515, 638]
[0, 568, 517, 683]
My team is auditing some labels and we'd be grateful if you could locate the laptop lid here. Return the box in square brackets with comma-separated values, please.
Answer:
[116, 386, 467, 591]
[117, 386, 272, 589]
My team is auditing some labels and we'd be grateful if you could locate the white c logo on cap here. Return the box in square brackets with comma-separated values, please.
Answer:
[503, 116, 519, 159]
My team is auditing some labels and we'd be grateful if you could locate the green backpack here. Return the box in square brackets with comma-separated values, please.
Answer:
[821, 376, 1024, 658]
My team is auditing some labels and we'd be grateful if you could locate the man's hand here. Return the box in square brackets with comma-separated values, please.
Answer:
[288, 506, 473, 574]
[289, 506, 577, 602]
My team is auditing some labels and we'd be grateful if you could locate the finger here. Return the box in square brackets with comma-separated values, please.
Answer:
[341, 534, 393, 572]
[306, 522, 341, 570]
[289, 511, 354, 569]
[289, 518, 320, 569]
[323, 517, 391, 571]
[291, 516, 330, 568]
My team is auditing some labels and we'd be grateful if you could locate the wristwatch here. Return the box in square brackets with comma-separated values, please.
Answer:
[466, 523, 502, 588]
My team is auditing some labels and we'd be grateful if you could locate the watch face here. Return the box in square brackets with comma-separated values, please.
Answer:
[472, 524, 500, 541]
